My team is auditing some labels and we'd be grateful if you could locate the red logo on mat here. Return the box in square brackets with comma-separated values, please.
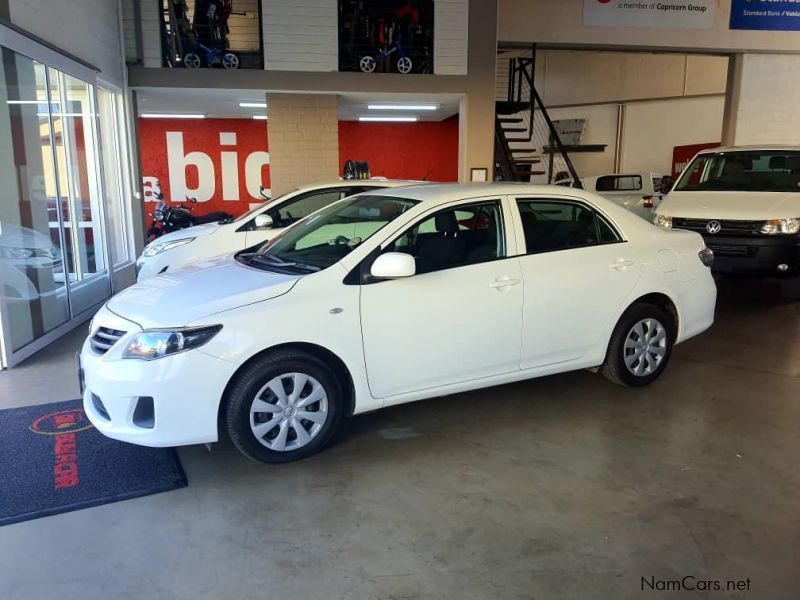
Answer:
[30, 408, 92, 490]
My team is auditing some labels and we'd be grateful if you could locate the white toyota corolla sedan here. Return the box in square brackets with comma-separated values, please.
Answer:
[80, 184, 716, 463]
[135, 179, 423, 281]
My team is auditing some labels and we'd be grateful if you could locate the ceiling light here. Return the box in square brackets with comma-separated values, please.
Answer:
[367, 104, 437, 111]
[239, 102, 267, 108]
[252, 115, 267, 120]
[7, 99, 59, 105]
[141, 113, 205, 119]
[359, 116, 418, 122]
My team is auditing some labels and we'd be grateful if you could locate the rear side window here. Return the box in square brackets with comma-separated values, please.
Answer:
[596, 175, 642, 192]
[275, 190, 345, 225]
[517, 199, 621, 254]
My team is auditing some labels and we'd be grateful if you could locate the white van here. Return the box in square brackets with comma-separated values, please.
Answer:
[582, 172, 666, 220]
[654, 146, 800, 291]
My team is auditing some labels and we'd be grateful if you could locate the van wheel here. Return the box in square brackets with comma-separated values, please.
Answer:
[601, 303, 675, 387]
[225, 350, 342, 463]
[780, 276, 800, 300]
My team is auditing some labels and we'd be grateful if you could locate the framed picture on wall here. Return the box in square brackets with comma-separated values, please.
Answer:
[338, 0, 434, 74]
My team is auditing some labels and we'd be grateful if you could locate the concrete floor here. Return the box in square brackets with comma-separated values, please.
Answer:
[1, 278, 798, 599]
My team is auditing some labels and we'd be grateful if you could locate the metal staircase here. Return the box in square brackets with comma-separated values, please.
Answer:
[495, 46, 582, 187]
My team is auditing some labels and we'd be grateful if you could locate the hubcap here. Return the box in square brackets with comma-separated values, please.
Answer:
[623, 318, 668, 377]
[249, 373, 328, 451]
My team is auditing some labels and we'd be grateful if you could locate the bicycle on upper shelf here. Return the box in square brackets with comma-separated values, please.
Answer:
[183, 39, 239, 69]
[359, 41, 413, 74]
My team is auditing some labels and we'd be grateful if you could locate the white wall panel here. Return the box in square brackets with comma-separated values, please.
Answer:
[262, 0, 338, 72]
[434, 0, 469, 75]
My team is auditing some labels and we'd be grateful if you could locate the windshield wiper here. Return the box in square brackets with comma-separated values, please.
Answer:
[239, 252, 320, 273]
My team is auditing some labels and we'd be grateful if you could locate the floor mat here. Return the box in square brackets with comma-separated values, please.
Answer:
[0, 399, 187, 526]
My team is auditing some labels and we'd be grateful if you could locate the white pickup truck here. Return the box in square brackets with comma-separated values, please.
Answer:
[582, 172, 669, 220]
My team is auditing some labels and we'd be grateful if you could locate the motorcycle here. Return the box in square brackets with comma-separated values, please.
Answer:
[146, 195, 233, 241]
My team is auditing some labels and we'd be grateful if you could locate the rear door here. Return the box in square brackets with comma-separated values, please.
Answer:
[511, 196, 642, 369]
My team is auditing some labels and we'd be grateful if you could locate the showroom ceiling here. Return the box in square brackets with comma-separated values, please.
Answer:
[136, 88, 461, 122]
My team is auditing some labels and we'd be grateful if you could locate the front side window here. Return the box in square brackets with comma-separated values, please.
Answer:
[676, 151, 800, 193]
[240, 194, 418, 273]
[386, 201, 506, 275]
[596, 175, 642, 193]
[518, 199, 620, 254]
[274, 190, 346, 226]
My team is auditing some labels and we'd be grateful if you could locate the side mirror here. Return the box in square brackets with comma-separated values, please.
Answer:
[253, 214, 274, 229]
[370, 252, 416, 280]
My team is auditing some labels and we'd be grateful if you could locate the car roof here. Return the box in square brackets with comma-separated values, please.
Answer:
[699, 145, 800, 154]
[295, 179, 428, 192]
[366, 183, 592, 205]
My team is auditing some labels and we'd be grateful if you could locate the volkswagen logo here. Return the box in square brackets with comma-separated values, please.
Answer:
[706, 220, 722, 235]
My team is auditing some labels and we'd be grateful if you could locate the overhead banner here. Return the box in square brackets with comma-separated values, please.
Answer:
[730, 0, 800, 31]
[583, 0, 716, 29]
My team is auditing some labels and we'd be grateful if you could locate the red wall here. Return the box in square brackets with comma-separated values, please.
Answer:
[138, 118, 458, 218]
[339, 120, 459, 182]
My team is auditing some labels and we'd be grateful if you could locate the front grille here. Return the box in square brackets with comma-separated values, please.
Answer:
[673, 218, 762, 236]
[91, 393, 110, 421]
[90, 327, 126, 354]
[706, 243, 758, 258]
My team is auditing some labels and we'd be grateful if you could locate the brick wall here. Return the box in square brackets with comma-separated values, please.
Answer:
[267, 94, 339, 196]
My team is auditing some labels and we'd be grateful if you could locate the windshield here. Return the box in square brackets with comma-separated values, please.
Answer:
[676, 151, 800, 193]
[237, 194, 418, 273]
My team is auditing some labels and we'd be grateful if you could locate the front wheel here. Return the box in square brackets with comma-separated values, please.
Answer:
[360, 56, 376, 72]
[601, 303, 675, 387]
[225, 350, 343, 463]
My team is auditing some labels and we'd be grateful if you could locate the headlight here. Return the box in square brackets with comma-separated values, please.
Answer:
[653, 214, 673, 229]
[122, 325, 222, 361]
[0, 246, 35, 259]
[760, 218, 800, 235]
[141, 237, 195, 258]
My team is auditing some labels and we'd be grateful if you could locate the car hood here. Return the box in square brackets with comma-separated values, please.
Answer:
[107, 255, 300, 328]
[0, 222, 54, 250]
[658, 191, 800, 220]
[156, 222, 222, 243]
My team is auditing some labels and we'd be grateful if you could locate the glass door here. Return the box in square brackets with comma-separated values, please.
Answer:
[0, 43, 114, 367]
[0, 48, 71, 357]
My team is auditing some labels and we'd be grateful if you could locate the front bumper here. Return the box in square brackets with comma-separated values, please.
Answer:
[80, 310, 235, 447]
[699, 235, 800, 277]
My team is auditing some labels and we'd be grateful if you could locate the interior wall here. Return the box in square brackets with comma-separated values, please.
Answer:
[536, 51, 729, 107]
[499, 0, 800, 53]
[339, 120, 458, 182]
[7, 0, 125, 84]
[620, 96, 725, 175]
[548, 96, 724, 178]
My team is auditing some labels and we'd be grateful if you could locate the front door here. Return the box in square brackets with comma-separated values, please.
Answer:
[360, 198, 524, 398]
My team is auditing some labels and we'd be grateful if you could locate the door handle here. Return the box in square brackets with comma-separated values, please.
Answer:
[489, 277, 522, 289]
[610, 258, 636, 271]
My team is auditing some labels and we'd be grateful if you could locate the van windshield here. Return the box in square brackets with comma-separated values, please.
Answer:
[237, 194, 418, 274]
[675, 151, 800, 193]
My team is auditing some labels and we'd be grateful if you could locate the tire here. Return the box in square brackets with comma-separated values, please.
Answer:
[601, 303, 675, 387]
[222, 53, 239, 69]
[225, 350, 343, 463]
[397, 56, 412, 74]
[184, 53, 201, 68]
[360, 56, 376, 73]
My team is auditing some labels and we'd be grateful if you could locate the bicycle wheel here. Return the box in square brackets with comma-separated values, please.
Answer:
[397, 56, 412, 74]
[222, 53, 240, 69]
[360, 56, 377, 73]
[183, 53, 201, 69]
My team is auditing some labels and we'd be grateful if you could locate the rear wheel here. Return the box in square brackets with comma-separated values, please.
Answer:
[360, 56, 376, 72]
[601, 303, 675, 387]
[780, 276, 800, 300]
[225, 351, 343, 463]
[222, 52, 239, 69]
[183, 53, 201, 68]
